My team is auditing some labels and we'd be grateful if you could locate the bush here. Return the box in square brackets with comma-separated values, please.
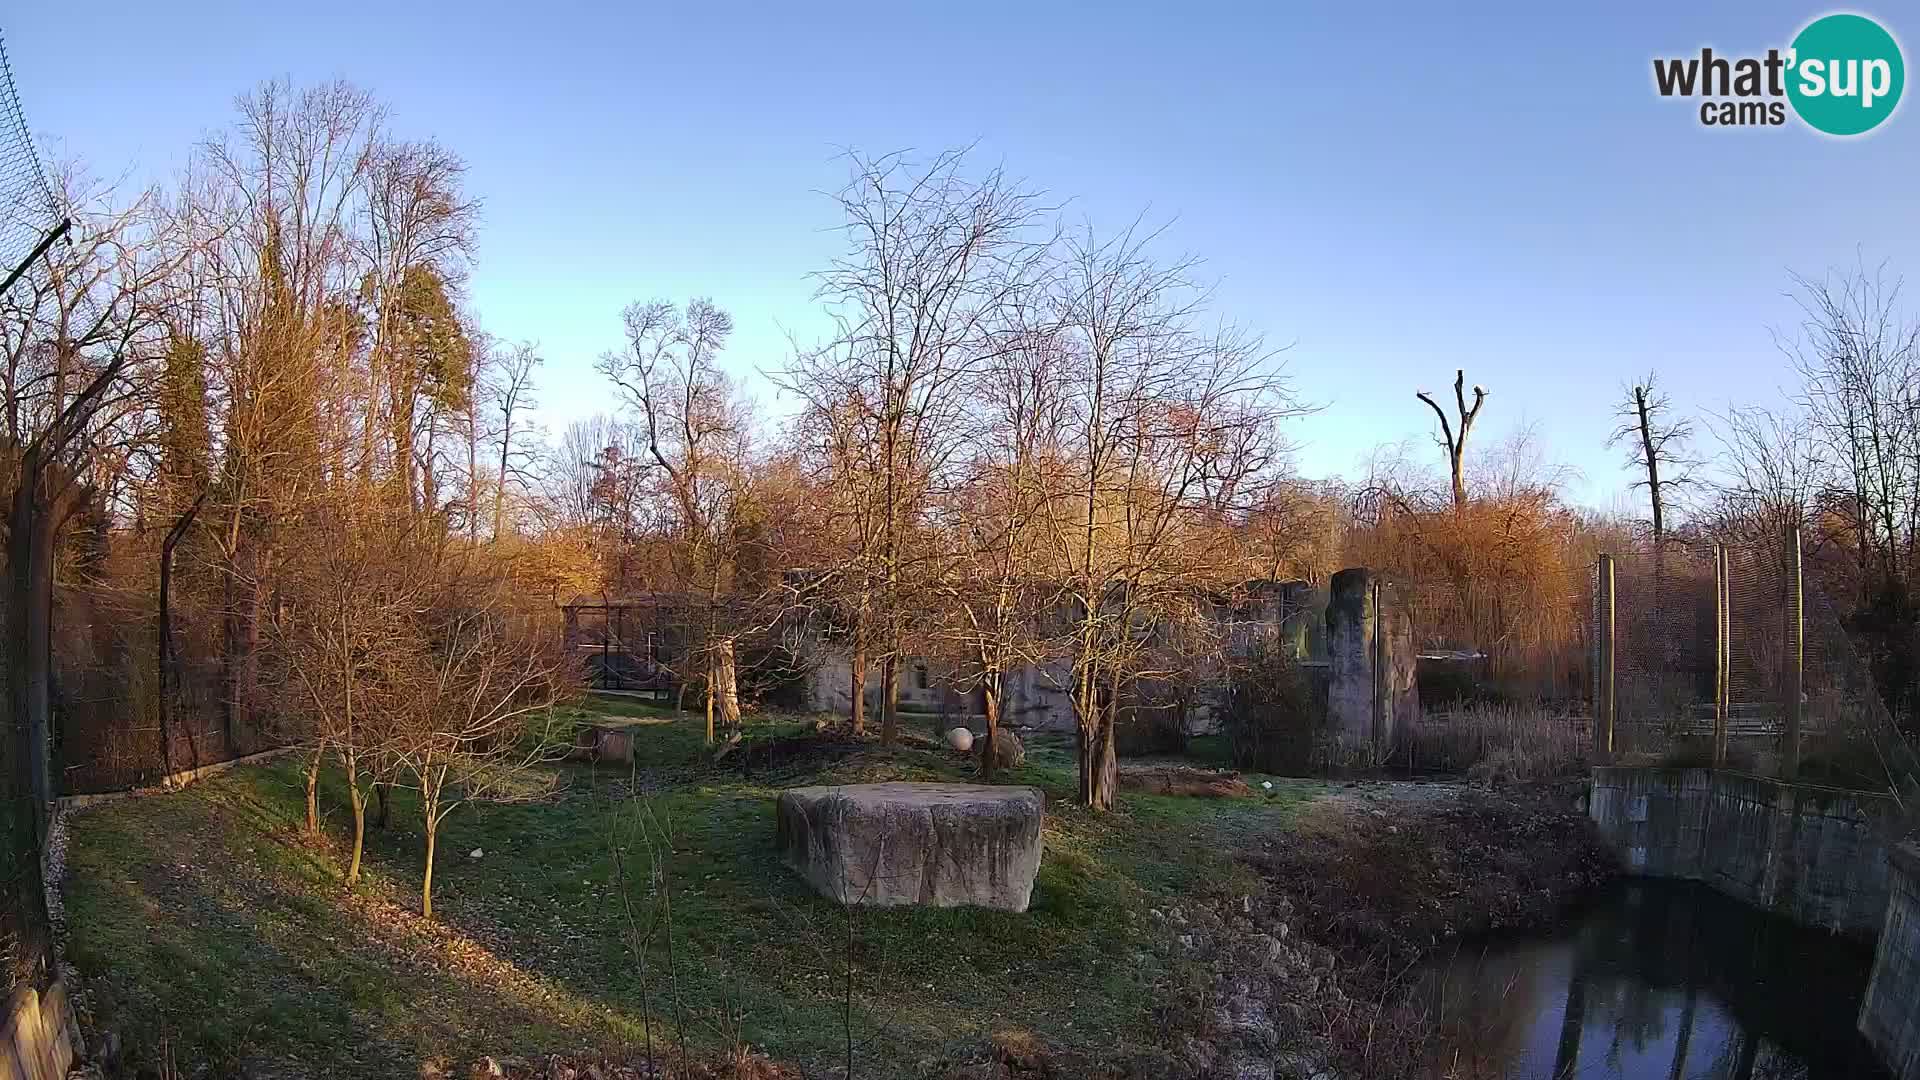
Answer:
[1221, 640, 1320, 774]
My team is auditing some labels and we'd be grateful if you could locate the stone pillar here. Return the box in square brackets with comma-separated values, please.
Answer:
[1326, 568, 1416, 765]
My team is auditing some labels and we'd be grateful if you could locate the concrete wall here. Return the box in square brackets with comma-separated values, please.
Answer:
[1588, 766, 1900, 937]
[1862, 844, 1920, 1080]
[803, 652, 1081, 732]
[1325, 569, 1418, 764]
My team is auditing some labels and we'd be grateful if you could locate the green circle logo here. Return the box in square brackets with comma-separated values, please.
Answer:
[1788, 13, 1904, 135]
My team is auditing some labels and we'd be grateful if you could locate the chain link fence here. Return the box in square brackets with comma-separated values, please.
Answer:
[0, 31, 62, 294]
[0, 24, 66, 999]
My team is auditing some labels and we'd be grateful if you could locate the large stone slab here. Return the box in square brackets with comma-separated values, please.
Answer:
[776, 782, 1044, 912]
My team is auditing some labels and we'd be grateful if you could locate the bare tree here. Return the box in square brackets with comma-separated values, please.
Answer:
[1416, 369, 1488, 510]
[936, 312, 1066, 773]
[190, 80, 383, 749]
[1782, 263, 1920, 590]
[1042, 221, 1298, 809]
[266, 506, 421, 885]
[486, 339, 542, 539]
[394, 579, 564, 918]
[596, 298, 759, 742]
[783, 148, 1049, 745]
[1608, 374, 1696, 542]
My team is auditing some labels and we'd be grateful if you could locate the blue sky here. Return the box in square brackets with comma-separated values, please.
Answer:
[7, 2, 1917, 507]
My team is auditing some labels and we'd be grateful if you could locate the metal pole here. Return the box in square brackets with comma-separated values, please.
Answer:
[1714, 545, 1729, 768]
[1597, 555, 1616, 762]
[0, 218, 70, 298]
[1784, 526, 1803, 779]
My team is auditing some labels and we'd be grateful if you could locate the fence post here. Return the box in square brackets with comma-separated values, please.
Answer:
[1714, 544, 1729, 768]
[1596, 554, 1616, 762]
[1784, 526, 1803, 779]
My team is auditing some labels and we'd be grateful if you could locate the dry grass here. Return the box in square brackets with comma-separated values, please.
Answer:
[1399, 703, 1589, 781]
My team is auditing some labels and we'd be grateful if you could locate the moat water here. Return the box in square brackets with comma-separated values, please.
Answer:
[1423, 879, 1889, 1079]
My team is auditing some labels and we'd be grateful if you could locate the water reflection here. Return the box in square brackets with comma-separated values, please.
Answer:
[1422, 880, 1888, 1079]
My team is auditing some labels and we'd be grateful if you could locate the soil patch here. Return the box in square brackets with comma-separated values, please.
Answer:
[1242, 781, 1615, 967]
[1115, 766, 1251, 798]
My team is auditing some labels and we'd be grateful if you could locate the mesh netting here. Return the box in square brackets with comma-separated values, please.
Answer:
[1598, 535, 1920, 802]
[0, 29, 62, 294]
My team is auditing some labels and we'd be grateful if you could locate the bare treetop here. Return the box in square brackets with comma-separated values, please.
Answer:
[1416, 369, 1486, 510]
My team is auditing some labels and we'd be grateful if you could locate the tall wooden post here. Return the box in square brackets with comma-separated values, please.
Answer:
[1714, 545, 1729, 768]
[1596, 554, 1616, 762]
[1784, 526, 1804, 779]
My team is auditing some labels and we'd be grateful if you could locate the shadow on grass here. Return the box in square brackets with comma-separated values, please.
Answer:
[65, 705, 1330, 1077]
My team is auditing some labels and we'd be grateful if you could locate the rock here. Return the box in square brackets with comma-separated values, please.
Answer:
[976, 728, 1025, 769]
[469, 848, 484, 860]
[468, 1059, 506, 1080]
[946, 726, 975, 752]
[776, 782, 1044, 911]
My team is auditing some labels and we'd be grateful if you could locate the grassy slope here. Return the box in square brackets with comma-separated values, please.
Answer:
[64, 698, 1322, 1077]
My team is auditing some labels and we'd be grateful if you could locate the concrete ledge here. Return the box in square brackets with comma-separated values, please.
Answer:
[57, 745, 294, 811]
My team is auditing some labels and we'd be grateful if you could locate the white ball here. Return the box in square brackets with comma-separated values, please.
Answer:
[946, 727, 975, 752]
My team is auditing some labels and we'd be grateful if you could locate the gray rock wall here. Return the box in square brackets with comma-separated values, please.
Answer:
[1325, 569, 1418, 764]
[1862, 844, 1920, 1079]
[1588, 766, 1899, 936]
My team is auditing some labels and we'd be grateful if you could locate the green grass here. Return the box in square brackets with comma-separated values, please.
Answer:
[63, 705, 1326, 1077]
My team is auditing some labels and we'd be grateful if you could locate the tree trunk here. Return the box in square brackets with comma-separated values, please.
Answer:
[305, 748, 322, 835]
[848, 618, 867, 735]
[158, 494, 204, 779]
[374, 780, 390, 828]
[981, 676, 1002, 780]
[466, 414, 481, 543]
[422, 816, 438, 919]
[345, 779, 366, 886]
[1073, 671, 1117, 811]
[7, 474, 62, 832]
[712, 638, 741, 732]
[221, 539, 263, 754]
[879, 656, 900, 746]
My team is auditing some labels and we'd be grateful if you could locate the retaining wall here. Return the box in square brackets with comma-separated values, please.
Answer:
[1588, 766, 1898, 936]
[1862, 844, 1920, 1080]
[1589, 766, 1920, 1078]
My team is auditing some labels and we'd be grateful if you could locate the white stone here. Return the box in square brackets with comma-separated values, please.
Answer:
[468, 848, 483, 859]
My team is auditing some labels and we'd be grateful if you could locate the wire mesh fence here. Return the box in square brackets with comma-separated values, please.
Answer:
[1595, 532, 1920, 804]
[0, 30, 62, 295]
